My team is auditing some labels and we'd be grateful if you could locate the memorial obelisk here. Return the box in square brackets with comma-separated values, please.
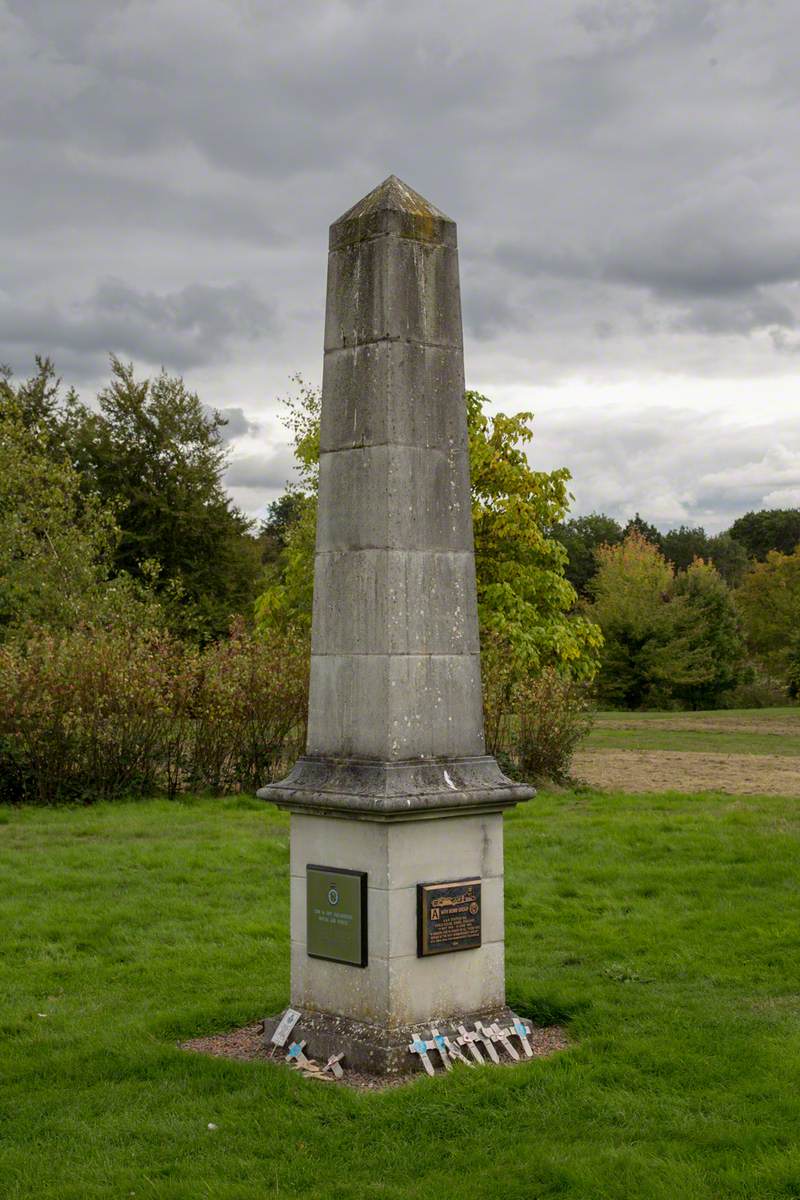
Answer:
[259, 176, 533, 1072]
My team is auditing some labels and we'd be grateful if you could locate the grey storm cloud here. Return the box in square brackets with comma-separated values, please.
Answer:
[213, 406, 260, 442]
[0, 279, 275, 375]
[225, 446, 297, 491]
[2, 0, 800, 526]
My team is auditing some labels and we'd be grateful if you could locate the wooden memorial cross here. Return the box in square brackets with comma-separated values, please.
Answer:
[429, 1026, 453, 1072]
[512, 1017, 534, 1058]
[457, 1024, 485, 1065]
[285, 1040, 311, 1068]
[474, 1020, 501, 1064]
[490, 1021, 520, 1061]
[324, 1053, 345, 1079]
[409, 1036, 436, 1077]
[442, 1034, 473, 1067]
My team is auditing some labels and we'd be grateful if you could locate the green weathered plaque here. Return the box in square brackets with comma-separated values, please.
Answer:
[417, 878, 482, 957]
[306, 865, 368, 967]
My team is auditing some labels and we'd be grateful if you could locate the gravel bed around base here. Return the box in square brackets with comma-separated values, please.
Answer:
[179, 1021, 569, 1090]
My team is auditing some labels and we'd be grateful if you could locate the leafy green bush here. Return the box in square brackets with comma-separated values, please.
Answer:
[187, 620, 308, 794]
[481, 640, 593, 783]
[588, 532, 745, 710]
[0, 623, 308, 804]
[511, 668, 593, 784]
[721, 673, 795, 709]
[0, 627, 178, 803]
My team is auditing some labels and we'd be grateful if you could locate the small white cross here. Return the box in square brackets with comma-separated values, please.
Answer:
[457, 1024, 485, 1065]
[443, 1035, 472, 1067]
[512, 1018, 534, 1058]
[285, 1040, 310, 1067]
[429, 1027, 453, 1072]
[324, 1053, 345, 1079]
[474, 1020, 501, 1063]
[491, 1022, 520, 1061]
[409, 1036, 436, 1076]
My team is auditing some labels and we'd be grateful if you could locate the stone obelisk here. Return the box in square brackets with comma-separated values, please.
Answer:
[259, 176, 533, 1072]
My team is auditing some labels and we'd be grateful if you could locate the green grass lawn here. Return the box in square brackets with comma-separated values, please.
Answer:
[2, 792, 800, 1199]
[586, 706, 800, 756]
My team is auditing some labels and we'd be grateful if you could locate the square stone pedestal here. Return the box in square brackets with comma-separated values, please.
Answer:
[275, 809, 512, 1072]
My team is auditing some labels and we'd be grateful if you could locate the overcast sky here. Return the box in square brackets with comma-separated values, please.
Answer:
[2, 0, 799, 532]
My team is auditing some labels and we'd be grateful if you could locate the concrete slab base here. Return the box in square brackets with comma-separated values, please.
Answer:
[262, 1005, 519, 1075]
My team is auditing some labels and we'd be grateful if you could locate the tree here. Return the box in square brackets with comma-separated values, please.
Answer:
[65, 359, 261, 642]
[736, 548, 800, 695]
[0, 390, 120, 636]
[257, 493, 305, 565]
[665, 559, 744, 709]
[255, 386, 602, 681]
[623, 512, 663, 549]
[554, 513, 623, 595]
[466, 393, 601, 676]
[0, 356, 68, 438]
[588, 532, 744, 709]
[705, 532, 749, 589]
[588, 531, 674, 709]
[729, 509, 800, 561]
[661, 525, 712, 572]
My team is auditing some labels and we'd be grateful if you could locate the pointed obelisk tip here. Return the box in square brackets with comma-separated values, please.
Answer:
[330, 175, 456, 249]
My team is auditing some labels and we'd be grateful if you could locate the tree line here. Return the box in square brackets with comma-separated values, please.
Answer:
[1, 359, 600, 796]
[555, 510, 800, 708]
[1, 355, 798, 801]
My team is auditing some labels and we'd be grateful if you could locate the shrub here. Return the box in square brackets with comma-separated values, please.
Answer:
[0, 623, 309, 804]
[0, 626, 180, 803]
[481, 639, 593, 784]
[511, 668, 593, 784]
[721, 673, 794, 710]
[188, 621, 309, 794]
[481, 631, 518, 758]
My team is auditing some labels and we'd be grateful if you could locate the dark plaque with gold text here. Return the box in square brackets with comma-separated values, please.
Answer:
[417, 878, 482, 957]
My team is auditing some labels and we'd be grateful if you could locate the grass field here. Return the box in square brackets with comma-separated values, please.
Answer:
[586, 707, 800, 757]
[2, 789, 800, 1199]
[577, 707, 800, 795]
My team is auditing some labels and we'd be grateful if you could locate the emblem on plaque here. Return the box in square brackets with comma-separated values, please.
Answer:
[417, 878, 482, 956]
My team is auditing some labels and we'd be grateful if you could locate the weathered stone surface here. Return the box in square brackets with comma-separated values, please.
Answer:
[305, 653, 485, 761]
[276, 758, 529, 819]
[315, 444, 473, 553]
[289, 942, 506, 1026]
[311, 549, 479, 657]
[319, 341, 466, 453]
[260, 173, 531, 803]
[324, 237, 462, 351]
[289, 812, 505, 953]
[257, 176, 534, 1065]
[286, 812, 508, 1028]
[328, 174, 457, 252]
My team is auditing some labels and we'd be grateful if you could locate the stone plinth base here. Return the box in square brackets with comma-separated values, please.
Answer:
[286, 810, 509, 1025]
[262, 1006, 518, 1075]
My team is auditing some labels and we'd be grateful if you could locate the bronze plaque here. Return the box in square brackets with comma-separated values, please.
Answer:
[417, 878, 482, 957]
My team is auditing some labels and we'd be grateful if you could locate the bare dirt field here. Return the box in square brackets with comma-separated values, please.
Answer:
[574, 748, 800, 796]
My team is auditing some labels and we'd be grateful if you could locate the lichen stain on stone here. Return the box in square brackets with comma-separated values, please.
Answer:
[332, 175, 450, 247]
